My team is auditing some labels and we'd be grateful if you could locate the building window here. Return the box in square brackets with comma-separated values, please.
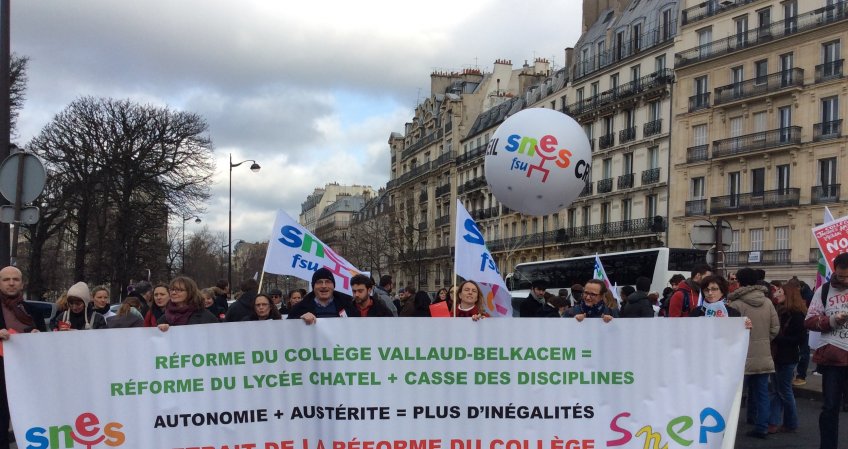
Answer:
[648, 146, 659, 169]
[819, 157, 837, 186]
[775, 226, 789, 250]
[646, 194, 657, 218]
[730, 230, 740, 253]
[750, 228, 764, 252]
[754, 59, 768, 84]
[752, 167, 765, 196]
[582, 206, 591, 227]
[623, 153, 633, 174]
[776, 164, 790, 194]
[621, 199, 632, 221]
[568, 208, 577, 229]
[734, 16, 748, 48]
[693, 124, 708, 146]
[691, 177, 705, 200]
[655, 55, 666, 72]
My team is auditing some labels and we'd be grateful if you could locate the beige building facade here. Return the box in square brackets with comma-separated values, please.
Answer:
[299, 183, 375, 232]
[670, 0, 848, 281]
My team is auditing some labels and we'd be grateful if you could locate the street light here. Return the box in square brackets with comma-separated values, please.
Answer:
[182, 215, 201, 273]
[229, 153, 260, 291]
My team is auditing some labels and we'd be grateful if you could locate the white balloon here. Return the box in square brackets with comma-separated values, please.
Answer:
[483, 108, 592, 216]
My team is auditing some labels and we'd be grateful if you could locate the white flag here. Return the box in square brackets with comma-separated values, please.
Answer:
[262, 210, 363, 294]
[454, 200, 513, 317]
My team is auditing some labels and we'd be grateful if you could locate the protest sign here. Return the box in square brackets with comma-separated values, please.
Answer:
[813, 213, 848, 273]
[6, 319, 746, 449]
[263, 210, 363, 294]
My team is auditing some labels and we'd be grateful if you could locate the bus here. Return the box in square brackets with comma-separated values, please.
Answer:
[505, 248, 706, 315]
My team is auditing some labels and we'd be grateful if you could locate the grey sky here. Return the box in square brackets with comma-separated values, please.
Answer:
[12, 0, 583, 243]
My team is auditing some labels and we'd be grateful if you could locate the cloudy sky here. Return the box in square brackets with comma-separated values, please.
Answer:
[13, 0, 583, 243]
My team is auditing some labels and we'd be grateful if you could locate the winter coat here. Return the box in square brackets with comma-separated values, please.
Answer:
[771, 308, 806, 365]
[50, 309, 107, 331]
[667, 279, 699, 317]
[373, 286, 398, 317]
[727, 285, 779, 374]
[286, 291, 360, 319]
[224, 291, 257, 322]
[804, 282, 848, 366]
[563, 303, 620, 319]
[0, 299, 46, 333]
[106, 313, 144, 329]
[620, 291, 655, 318]
[358, 298, 395, 317]
[157, 308, 219, 326]
[520, 293, 544, 317]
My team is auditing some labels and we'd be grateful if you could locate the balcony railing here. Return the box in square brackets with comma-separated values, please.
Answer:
[689, 93, 710, 112]
[599, 133, 615, 150]
[486, 217, 667, 251]
[724, 249, 792, 266]
[814, 119, 843, 141]
[812, 184, 841, 204]
[681, 0, 760, 26]
[687, 145, 709, 163]
[434, 150, 456, 167]
[816, 59, 844, 83]
[712, 126, 802, 158]
[564, 69, 674, 115]
[455, 144, 486, 165]
[644, 119, 662, 137]
[597, 178, 613, 193]
[435, 215, 450, 227]
[572, 16, 677, 80]
[642, 167, 660, 185]
[619, 127, 636, 143]
[710, 188, 800, 214]
[435, 184, 451, 197]
[402, 128, 443, 160]
[677, 3, 848, 67]
[714, 69, 804, 105]
[579, 182, 593, 197]
[686, 199, 707, 216]
[618, 173, 634, 190]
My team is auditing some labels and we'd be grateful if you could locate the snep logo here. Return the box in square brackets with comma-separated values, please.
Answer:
[494, 133, 573, 183]
[24, 412, 125, 449]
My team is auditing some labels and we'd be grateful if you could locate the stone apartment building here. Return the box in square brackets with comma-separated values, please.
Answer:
[670, 0, 847, 280]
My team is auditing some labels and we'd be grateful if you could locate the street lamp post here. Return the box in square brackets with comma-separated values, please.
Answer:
[229, 153, 261, 291]
[182, 215, 201, 273]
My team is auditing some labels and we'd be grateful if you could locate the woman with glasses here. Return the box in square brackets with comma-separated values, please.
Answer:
[50, 282, 107, 330]
[564, 280, 618, 322]
[690, 275, 740, 318]
[157, 276, 219, 331]
[243, 294, 282, 321]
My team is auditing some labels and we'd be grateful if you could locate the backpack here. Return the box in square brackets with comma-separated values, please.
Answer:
[659, 287, 691, 317]
[820, 282, 831, 307]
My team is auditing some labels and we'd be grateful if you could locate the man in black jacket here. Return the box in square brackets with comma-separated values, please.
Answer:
[0, 266, 46, 449]
[520, 279, 548, 317]
[288, 268, 360, 324]
[620, 276, 655, 318]
[351, 274, 392, 317]
[224, 278, 258, 322]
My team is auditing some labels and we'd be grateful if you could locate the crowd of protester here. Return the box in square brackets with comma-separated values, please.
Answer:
[1, 252, 848, 448]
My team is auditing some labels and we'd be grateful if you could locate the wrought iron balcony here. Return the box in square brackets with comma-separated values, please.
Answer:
[710, 188, 800, 214]
[812, 184, 841, 204]
[597, 178, 613, 194]
[712, 126, 801, 158]
[435, 184, 451, 197]
[714, 69, 804, 105]
[816, 59, 844, 83]
[681, 0, 759, 26]
[564, 69, 675, 115]
[677, 3, 848, 67]
[487, 217, 667, 251]
[642, 167, 660, 185]
[687, 145, 709, 163]
[689, 93, 710, 112]
[599, 133, 615, 150]
[434, 150, 456, 167]
[814, 119, 843, 141]
[723, 249, 791, 266]
[402, 129, 443, 160]
[487, 206, 500, 218]
[618, 173, 634, 190]
[455, 144, 486, 165]
[579, 182, 593, 197]
[685, 199, 707, 216]
[462, 176, 487, 193]
[619, 127, 636, 143]
[435, 215, 450, 227]
[644, 119, 662, 137]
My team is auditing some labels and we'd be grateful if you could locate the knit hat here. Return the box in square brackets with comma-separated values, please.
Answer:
[311, 268, 335, 289]
[67, 282, 91, 305]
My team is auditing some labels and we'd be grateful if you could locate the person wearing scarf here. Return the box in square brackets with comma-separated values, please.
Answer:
[157, 276, 219, 331]
[564, 279, 618, 322]
[0, 266, 46, 449]
[143, 284, 170, 327]
[50, 282, 107, 331]
[88, 285, 115, 319]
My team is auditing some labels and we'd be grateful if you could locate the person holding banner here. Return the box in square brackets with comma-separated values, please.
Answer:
[564, 280, 618, 322]
[804, 253, 848, 449]
[157, 276, 219, 331]
[144, 284, 170, 327]
[287, 268, 360, 324]
[0, 266, 46, 449]
[455, 280, 487, 319]
[50, 282, 107, 331]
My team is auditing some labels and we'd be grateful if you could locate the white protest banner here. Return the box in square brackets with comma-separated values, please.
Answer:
[455, 200, 512, 316]
[6, 319, 746, 449]
[263, 210, 363, 294]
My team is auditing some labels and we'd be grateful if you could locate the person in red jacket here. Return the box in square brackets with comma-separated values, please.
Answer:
[667, 264, 712, 317]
